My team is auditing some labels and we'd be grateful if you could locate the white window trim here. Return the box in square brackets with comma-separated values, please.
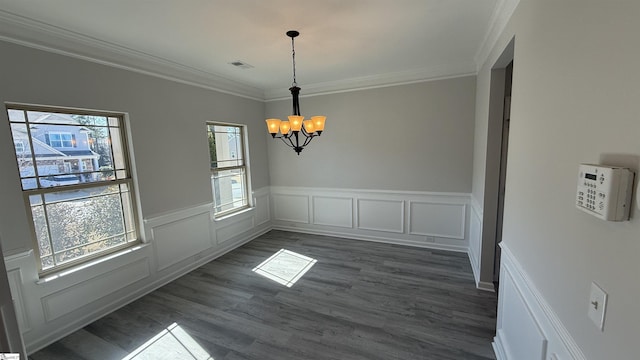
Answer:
[207, 122, 252, 218]
[6, 104, 141, 275]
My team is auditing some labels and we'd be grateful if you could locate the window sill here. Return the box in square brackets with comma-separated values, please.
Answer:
[213, 206, 254, 222]
[36, 242, 151, 285]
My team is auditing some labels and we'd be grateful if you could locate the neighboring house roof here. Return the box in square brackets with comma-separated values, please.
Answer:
[30, 112, 77, 125]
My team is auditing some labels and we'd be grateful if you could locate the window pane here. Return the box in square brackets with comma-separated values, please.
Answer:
[7, 105, 139, 273]
[109, 126, 126, 171]
[208, 125, 244, 169]
[119, 183, 136, 236]
[212, 168, 247, 214]
[39, 185, 129, 267]
[29, 195, 53, 271]
[22, 178, 37, 190]
[8, 109, 26, 122]
[10, 123, 35, 188]
[7, 110, 123, 188]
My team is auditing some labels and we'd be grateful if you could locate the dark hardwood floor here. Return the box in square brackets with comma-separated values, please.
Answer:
[31, 230, 498, 360]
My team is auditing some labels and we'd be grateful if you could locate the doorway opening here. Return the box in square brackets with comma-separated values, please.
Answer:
[494, 60, 513, 288]
[478, 37, 514, 294]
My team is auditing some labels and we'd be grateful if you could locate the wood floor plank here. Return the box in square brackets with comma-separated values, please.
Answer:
[30, 230, 497, 359]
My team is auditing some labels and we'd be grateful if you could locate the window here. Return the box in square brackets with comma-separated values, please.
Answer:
[48, 132, 75, 148]
[207, 123, 249, 216]
[7, 105, 139, 274]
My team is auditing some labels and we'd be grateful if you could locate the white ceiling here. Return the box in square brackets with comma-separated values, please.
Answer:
[0, 0, 504, 100]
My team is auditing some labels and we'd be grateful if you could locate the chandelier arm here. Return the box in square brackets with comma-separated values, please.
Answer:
[301, 135, 315, 148]
[293, 131, 300, 148]
[279, 136, 295, 148]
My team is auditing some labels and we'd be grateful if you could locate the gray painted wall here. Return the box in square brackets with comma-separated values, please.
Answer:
[265, 77, 476, 193]
[473, 0, 640, 358]
[0, 40, 268, 254]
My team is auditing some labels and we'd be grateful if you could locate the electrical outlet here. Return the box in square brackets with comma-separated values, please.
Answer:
[588, 282, 608, 331]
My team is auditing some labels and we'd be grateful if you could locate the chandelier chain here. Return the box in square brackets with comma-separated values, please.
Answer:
[291, 36, 297, 87]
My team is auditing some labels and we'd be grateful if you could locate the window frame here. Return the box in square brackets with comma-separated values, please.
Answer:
[6, 103, 141, 275]
[207, 122, 251, 218]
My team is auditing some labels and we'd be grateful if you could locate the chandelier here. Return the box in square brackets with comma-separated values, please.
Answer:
[265, 30, 326, 155]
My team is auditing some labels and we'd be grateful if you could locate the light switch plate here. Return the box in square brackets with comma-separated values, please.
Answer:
[588, 282, 608, 331]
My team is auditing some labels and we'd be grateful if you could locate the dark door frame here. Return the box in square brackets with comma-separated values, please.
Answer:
[478, 37, 515, 292]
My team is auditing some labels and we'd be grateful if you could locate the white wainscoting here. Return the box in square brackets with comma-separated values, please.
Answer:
[41, 258, 150, 322]
[468, 197, 483, 287]
[493, 244, 586, 360]
[271, 186, 470, 252]
[409, 201, 465, 239]
[216, 216, 254, 245]
[313, 196, 353, 228]
[6, 267, 29, 333]
[145, 203, 212, 271]
[273, 194, 310, 224]
[4, 186, 272, 354]
[358, 199, 405, 233]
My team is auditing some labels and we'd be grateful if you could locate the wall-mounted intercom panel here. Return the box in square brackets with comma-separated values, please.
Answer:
[576, 164, 634, 221]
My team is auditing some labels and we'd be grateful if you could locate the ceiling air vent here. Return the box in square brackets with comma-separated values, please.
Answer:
[229, 60, 253, 69]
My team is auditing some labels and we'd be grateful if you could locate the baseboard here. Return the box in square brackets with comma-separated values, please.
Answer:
[273, 225, 468, 253]
[492, 333, 508, 360]
[477, 280, 495, 292]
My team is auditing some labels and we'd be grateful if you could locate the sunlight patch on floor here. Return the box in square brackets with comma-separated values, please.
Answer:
[122, 322, 213, 360]
[252, 249, 317, 287]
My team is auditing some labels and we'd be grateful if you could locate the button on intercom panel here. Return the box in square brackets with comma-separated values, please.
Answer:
[576, 164, 634, 221]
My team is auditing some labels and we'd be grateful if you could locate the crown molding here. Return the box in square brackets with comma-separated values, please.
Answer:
[0, 8, 493, 103]
[264, 62, 477, 101]
[474, 0, 520, 71]
[0, 10, 265, 101]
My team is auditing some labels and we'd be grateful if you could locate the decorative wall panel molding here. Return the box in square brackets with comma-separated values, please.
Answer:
[254, 192, 271, 226]
[357, 199, 405, 233]
[272, 194, 310, 224]
[408, 201, 465, 239]
[151, 211, 212, 271]
[271, 186, 470, 252]
[493, 244, 586, 360]
[312, 196, 353, 228]
[468, 198, 483, 287]
[40, 258, 150, 322]
[216, 217, 255, 245]
[6, 268, 29, 332]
